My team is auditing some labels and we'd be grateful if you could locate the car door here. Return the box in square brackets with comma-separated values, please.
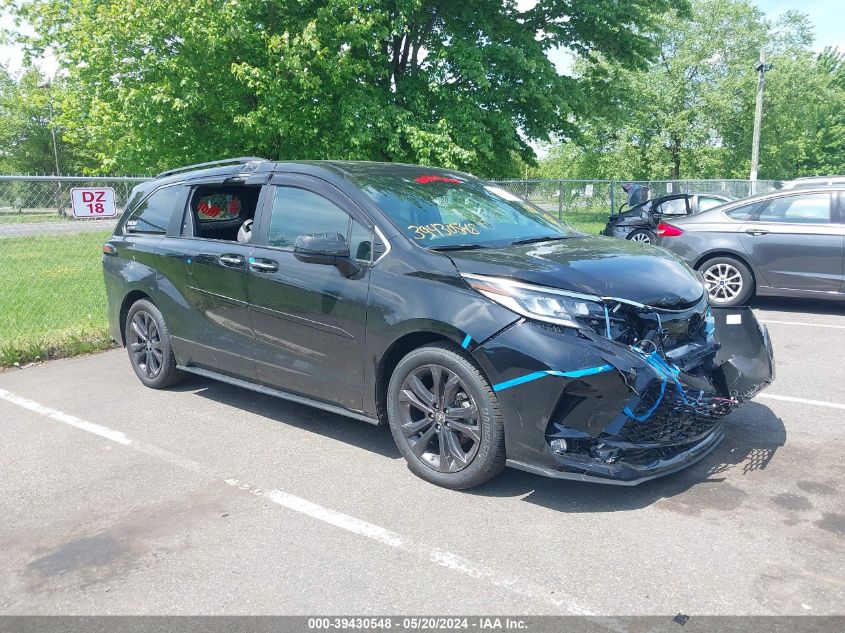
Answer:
[154, 181, 269, 380]
[117, 184, 187, 292]
[738, 191, 844, 293]
[245, 175, 374, 411]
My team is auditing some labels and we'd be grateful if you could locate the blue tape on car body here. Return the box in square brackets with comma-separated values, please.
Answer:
[492, 364, 614, 392]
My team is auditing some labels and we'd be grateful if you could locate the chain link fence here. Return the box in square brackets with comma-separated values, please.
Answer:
[0, 174, 780, 365]
[492, 178, 781, 233]
[0, 176, 148, 364]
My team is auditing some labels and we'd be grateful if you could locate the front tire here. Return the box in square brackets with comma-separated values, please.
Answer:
[698, 256, 754, 307]
[125, 299, 184, 389]
[387, 343, 505, 489]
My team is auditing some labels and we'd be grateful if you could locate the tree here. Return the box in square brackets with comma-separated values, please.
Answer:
[11, 0, 678, 176]
[536, 0, 845, 181]
[757, 47, 845, 178]
[0, 66, 88, 174]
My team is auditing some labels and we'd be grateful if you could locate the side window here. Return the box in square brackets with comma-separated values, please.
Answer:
[184, 185, 261, 242]
[349, 219, 374, 262]
[698, 196, 726, 212]
[269, 186, 374, 262]
[725, 202, 758, 220]
[758, 194, 831, 224]
[657, 198, 688, 215]
[124, 186, 181, 234]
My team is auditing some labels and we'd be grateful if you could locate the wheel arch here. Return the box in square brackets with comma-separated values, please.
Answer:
[693, 250, 759, 302]
[118, 290, 153, 346]
[375, 330, 494, 425]
[693, 250, 758, 286]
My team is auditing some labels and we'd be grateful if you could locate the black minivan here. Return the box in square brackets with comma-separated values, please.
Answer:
[103, 158, 774, 489]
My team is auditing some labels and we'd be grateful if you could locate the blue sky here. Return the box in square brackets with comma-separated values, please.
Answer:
[756, 0, 844, 50]
[544, 0, 845, 74]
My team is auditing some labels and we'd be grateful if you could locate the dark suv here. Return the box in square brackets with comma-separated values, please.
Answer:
[104, 158, 774, 489]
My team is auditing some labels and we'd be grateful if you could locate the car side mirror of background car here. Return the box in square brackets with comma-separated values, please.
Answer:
[294, 232, 360, 277]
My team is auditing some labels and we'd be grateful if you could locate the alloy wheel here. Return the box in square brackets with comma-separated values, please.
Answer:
[630, 232, 652, 244]
[397, 364, 482, 473]
[703, 263, 743, 303]
[128, 311, 163, 379]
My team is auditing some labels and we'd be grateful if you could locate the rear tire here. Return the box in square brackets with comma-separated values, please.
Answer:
[387, 343, 506, 489]
[697, 256, 754, 307]
[628, 228, 656, 244]
[125, 299, 185, 389]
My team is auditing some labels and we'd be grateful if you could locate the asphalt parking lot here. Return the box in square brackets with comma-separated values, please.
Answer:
[1, 297, 843, 616]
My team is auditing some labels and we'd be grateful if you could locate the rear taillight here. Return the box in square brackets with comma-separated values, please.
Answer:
[102, 243, 117, 255]
[657, 223, 684, 237]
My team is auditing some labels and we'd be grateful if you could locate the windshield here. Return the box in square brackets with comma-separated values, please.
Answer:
[345, 171, 575, 248]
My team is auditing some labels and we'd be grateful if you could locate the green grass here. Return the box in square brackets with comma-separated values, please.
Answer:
[565, 208, 610, 235]
[0, 211, 73, 224]
[0, 230, 116, 367]
[534, 200, 610, 235]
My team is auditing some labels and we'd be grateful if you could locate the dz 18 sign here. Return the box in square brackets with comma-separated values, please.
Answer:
[70, 187, 118, 218]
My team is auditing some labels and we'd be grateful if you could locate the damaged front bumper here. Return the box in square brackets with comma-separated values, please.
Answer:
[473, 304, 775, 485]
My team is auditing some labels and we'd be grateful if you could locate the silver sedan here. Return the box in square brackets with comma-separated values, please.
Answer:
[655, 186, 845, 306]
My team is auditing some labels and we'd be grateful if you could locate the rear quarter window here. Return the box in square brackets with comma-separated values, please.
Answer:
[724, 202, 758, 220]
[124, 185, 182, 234]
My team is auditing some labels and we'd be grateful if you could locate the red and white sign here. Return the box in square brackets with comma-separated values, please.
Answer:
[70, 187, 117, 218]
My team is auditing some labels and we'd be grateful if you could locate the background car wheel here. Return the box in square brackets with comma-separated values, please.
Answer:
[627, 228, 657, 244]
[387, 342, 506, 489]
[697, 256, 754, 307]
[125, 299, 185, 389]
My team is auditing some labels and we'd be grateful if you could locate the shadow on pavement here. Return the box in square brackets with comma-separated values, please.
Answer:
[180, 375, 402, 460]
[468, 402, 786, 513]
[176, 375, 785, 513]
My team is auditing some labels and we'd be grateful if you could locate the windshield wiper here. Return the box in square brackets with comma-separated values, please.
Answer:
[508, 235, 572, 246]
[428, 243, 489, 251]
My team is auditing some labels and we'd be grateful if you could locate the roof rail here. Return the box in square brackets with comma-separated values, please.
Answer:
[156, 157, 267, 179]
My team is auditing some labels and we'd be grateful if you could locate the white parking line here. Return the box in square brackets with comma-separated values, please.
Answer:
[0, 388, 593, 615]
[225, 479, 404, 548]
[0, 387, 131, 445]
[225, 478, 594, 615]
[760, 319, 845, 330]
[757, 393, 845, 411]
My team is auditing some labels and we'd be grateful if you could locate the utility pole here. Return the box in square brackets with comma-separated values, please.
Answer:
[38, 79, 65, 216]
[750, 49, 772, 192]
[38, 79, 62, 177]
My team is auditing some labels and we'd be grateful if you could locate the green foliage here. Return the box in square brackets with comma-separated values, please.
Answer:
[0, 67, 90, 174]
[537, 0, 845, 181]
[10, 0, 678, 177]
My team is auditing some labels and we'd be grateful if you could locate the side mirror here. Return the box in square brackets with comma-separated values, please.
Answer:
[294, 232, 360, 277]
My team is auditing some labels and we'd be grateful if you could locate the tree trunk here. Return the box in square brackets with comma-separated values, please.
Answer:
[670, 135, 681, 179]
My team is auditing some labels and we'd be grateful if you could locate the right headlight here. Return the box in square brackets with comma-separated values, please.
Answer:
[461, 273, 607, 329]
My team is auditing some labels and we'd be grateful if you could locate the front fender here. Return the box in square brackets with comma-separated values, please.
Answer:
[362, 262, 519, 414]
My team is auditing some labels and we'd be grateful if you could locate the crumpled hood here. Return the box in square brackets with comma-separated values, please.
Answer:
[445, 236, 705, 308]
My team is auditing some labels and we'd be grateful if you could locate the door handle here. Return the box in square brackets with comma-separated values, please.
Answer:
[744, 228, 769, 236]
[219, 254, 245, 268]
[249, 257, 278, 273]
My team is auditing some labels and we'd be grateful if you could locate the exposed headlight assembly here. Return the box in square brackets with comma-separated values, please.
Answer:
[461, 273, 607, 329]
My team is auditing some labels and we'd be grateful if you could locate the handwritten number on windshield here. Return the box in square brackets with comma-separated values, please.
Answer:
[409, 223, 481, 240]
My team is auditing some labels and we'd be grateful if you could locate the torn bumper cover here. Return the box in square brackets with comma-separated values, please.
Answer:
[475, 305, 775, 485]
